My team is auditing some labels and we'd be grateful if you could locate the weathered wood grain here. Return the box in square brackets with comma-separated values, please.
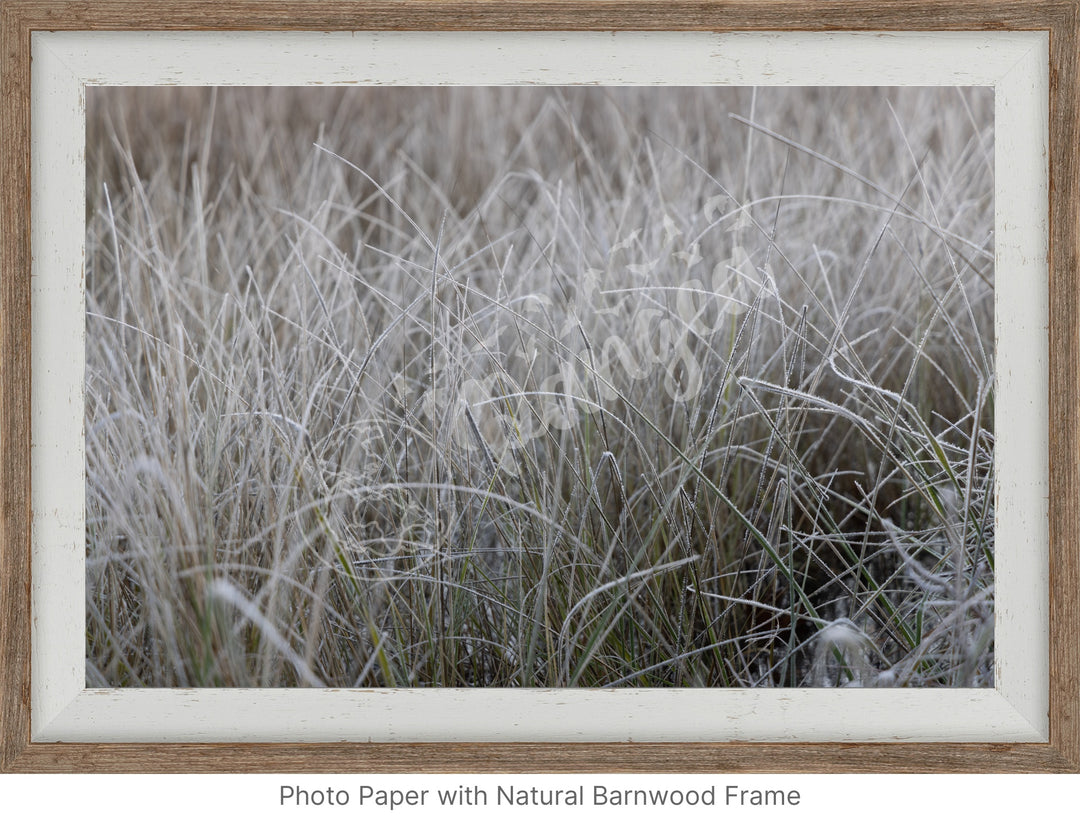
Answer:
[1048, 0, 1080, 774]
[0, 0, 33, 775]
[5, 740, 1078, 774]
[2, 0, 1079, 32]
[2, 0, 1078, 774]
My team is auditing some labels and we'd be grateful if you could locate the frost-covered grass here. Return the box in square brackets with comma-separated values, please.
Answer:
[85, 86, 994, 688]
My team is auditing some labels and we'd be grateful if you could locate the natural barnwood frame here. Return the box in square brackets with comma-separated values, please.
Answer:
[1, 1, 1077, 773]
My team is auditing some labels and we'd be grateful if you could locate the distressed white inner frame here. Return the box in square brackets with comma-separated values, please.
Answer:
[30, 31, 1049, 743]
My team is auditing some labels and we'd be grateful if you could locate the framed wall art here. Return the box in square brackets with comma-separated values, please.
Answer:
[1, 0, 1077, 773]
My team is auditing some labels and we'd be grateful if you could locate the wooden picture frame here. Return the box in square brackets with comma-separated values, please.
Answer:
[2, 1, 1077, 773]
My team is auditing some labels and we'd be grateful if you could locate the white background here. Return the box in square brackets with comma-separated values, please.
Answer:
[2, 773, 1077, 825]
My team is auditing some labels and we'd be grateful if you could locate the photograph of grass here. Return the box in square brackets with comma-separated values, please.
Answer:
[84, 85, 994, 690]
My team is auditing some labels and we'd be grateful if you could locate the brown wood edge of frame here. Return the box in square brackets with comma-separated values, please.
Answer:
[0, 740, 1077, 774]
[0, 0, 1077, 33]
[2, 0, 1079, 773]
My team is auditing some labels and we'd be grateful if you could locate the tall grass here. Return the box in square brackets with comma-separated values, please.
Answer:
[85, 86, 994, 688]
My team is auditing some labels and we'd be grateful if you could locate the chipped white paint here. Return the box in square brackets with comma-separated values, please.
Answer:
[30, 31, 1049, 743]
